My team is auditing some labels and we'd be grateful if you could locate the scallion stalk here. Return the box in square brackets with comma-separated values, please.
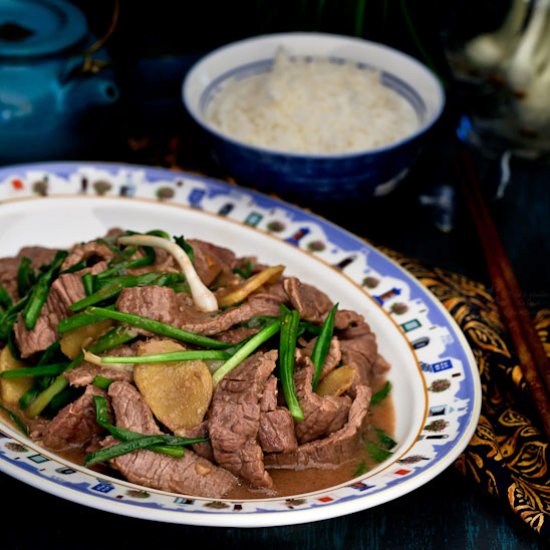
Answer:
[86, 306, 232, 350]
[23, 251, 68, 330]
[0, 403, 28, 435]
[278, 305, 303, 421]
[98, 349, 231, 364]
[311, 303, 338, 390]
[26, 327, 137, 417]
[16, 257, 34, 299]
[0, 362, 68, 379]
[58, 305, 116, 333]
[212, 319, 281, 386]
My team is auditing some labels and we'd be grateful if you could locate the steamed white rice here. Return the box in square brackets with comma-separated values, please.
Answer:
[205, 49, 419, 154]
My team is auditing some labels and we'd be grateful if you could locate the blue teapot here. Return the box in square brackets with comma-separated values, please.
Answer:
[0, 0, 119, 164]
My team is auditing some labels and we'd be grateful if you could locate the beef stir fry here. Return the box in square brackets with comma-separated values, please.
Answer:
[0, 229, 393, 498]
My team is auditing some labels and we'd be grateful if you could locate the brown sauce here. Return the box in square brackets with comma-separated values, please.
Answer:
[0, 376, 395, 500]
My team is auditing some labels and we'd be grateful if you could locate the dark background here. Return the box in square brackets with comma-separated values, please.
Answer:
[2, 1, 549, 547]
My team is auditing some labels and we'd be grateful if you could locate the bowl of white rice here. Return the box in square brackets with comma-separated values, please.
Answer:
[183, 32, 445, 201]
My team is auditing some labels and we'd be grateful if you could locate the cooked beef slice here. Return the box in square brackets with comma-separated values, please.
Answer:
[109, 443, 237, 499]
[108, 381, 160, 434]
[216, 326, 259, 344]
[260, 375, 278, 412]
[65, 343, 136, 387]
[283, 277, 333, 323]
[293, 355, 351, 444]
[40, 385, 107, 452]
[257, 375, 297, 453]
[338, 319, 380, 385]
[117, 285, 182, 327]
[116, 284, 286, 336]
[0, 247, 59, 301]
[208, 350, 277, 489]
[334, 309, 366, 331]
[0, 257, 19, 301]
[65, 364, 133, 387]
[14, 268, 96, 358]
[14, 288, 70, 358]
[299, 337, 342, 380]
[264, 383, 371, 470]
[259, 409, 297, 453]
[188, 239, 236, 287]
[107, 381, 237, 498]
[175, 421, 215, 462]
[62, 241, 115, 271]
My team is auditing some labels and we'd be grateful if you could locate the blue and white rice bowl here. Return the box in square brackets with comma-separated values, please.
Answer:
[183, 33, 445, 201]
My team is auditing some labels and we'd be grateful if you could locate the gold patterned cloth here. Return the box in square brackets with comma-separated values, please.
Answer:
[385, 249, 550, 538]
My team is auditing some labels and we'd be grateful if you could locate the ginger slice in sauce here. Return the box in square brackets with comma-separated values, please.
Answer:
[134, 339, 213, 431]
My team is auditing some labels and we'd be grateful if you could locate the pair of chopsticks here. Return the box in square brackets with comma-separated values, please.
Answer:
[458, 147, 550, 439]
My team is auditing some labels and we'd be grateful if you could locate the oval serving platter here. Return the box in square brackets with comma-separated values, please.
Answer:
[0, 162, 480, 527]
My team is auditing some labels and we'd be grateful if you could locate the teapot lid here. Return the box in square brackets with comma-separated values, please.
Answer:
[0, 0, 87, 57]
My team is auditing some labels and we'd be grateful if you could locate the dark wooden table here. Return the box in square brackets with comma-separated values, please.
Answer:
[1, 115, 549, 549]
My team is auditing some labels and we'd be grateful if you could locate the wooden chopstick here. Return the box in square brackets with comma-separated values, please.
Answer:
[458, 147, 550, 439]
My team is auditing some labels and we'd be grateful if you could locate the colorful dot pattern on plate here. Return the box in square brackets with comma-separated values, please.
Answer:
[0, 163, 480, 527]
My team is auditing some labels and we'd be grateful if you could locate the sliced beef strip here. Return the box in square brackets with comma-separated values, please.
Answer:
[259, 409, 297, 453]
[264, 383, 371, 470]
[65, 342, 137, 387]
[283, 277, 333, 324]
[116, 283, 286, 336]
[107, 382, 237, 499]
[18, 246, 58, 270]
[39, 385, 108, 452]
[216, 326, 259, 344]
[0, 247, 59, 303]
[175, 421, 214, 462]
[13, 263, 109, 358]
[14, 286, 70, 358]
[0, 257, 19, 302]
[293, 354, 351, 444]
[338, 320, 380, 386]
[258, 375, 297, 454]
[334, 309, 366, 331]
[299, 337, 342, 380]
[260, 375, 278, 412]
[208, 350, 277, 489]
[108, 442, 237, 499]
[62, 240, 116, 271]
[188, 239, 236, 287]
[65, 364, 133, 387]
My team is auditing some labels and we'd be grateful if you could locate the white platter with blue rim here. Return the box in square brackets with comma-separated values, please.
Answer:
[0, 162, 480, 527]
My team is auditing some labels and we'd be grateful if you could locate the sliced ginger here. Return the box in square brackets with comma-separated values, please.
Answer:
[134, 339, 213, 431]
[316, 365, 355, 397]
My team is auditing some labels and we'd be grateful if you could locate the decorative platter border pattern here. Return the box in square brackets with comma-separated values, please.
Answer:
[0, 162, 481, 526]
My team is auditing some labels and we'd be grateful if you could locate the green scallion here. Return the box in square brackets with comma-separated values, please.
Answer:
[86, 306, 232, 350]
[99, 349, 231, 364]
[57, 305, 116, 333]
[0, 403, 28, 435]
[278, 306, 303, 421]
[22, 250, 68, 330]
[0, 362, 68, 379]
[212, 319, 281, 386]
[26, 327, 137, 417]
[371, 381, 392, 406]
[17, 257, 35, 298]
[311, 303, 338, 390]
